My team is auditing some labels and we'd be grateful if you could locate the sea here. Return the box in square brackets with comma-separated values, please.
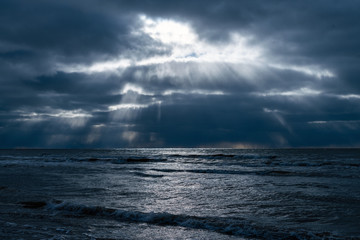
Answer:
[0, 148, 359, 240]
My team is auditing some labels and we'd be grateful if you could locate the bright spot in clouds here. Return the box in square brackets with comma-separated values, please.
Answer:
[108, 103, 149, 111]
[269, 64, 335, 79]
[255, 88, 322, 97]
[18, 109, 92, 119]
[163, 89, 225, 96]
[59, 59, 131, 73]
[120, 83, 154, 96]
[58, 15, 335, 83]
[59, 15, 263, 73]
[141, 15, 197, 45]
[337, 94, 360, 99]
[17, 109, 92, 128]
[139, 14, 262, 64]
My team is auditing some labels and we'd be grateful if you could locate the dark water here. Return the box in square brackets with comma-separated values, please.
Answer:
[0, 148, 359, 239]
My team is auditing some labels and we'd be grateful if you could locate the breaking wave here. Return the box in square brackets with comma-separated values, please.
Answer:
[18, 200, 348, 240]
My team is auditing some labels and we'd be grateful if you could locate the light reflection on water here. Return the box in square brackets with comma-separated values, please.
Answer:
[0, 148, 360, 239]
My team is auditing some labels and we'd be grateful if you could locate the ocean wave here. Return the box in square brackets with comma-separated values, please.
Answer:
[19, 200, 349, 240]
[168, 153, 267, 160]
[149, 167, 275, 176]
[125, 158, 167, 163]
[263, 160, 360, 168]
[69, 157, 168, 164]
[148, 168, 358, 179]
[132, 172, 165, 178]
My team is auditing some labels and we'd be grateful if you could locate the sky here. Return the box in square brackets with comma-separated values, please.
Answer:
[0, 0, 360, 148]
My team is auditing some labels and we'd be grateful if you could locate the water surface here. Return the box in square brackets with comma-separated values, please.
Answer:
[0, 148, 359, 239]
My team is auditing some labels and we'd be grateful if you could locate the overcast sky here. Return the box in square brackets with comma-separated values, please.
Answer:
[1, 0, 360, 148]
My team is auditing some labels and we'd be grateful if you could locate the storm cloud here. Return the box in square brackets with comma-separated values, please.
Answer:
[1, 0, 360, 148]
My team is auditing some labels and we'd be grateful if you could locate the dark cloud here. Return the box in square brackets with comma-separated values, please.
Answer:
[0, 0, 127, 60]
[1, 0, 360, 148]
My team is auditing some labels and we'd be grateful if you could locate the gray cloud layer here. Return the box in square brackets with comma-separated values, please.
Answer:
[1, 0, 360, 148]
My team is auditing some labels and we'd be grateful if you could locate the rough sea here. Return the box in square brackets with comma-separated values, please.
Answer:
[0, 148, 359, 240]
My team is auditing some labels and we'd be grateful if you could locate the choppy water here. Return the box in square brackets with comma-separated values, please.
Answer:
[0, 148, 359, 239]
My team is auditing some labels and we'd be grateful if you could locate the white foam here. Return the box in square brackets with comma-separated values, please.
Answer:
[43, 200, 341, 239]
